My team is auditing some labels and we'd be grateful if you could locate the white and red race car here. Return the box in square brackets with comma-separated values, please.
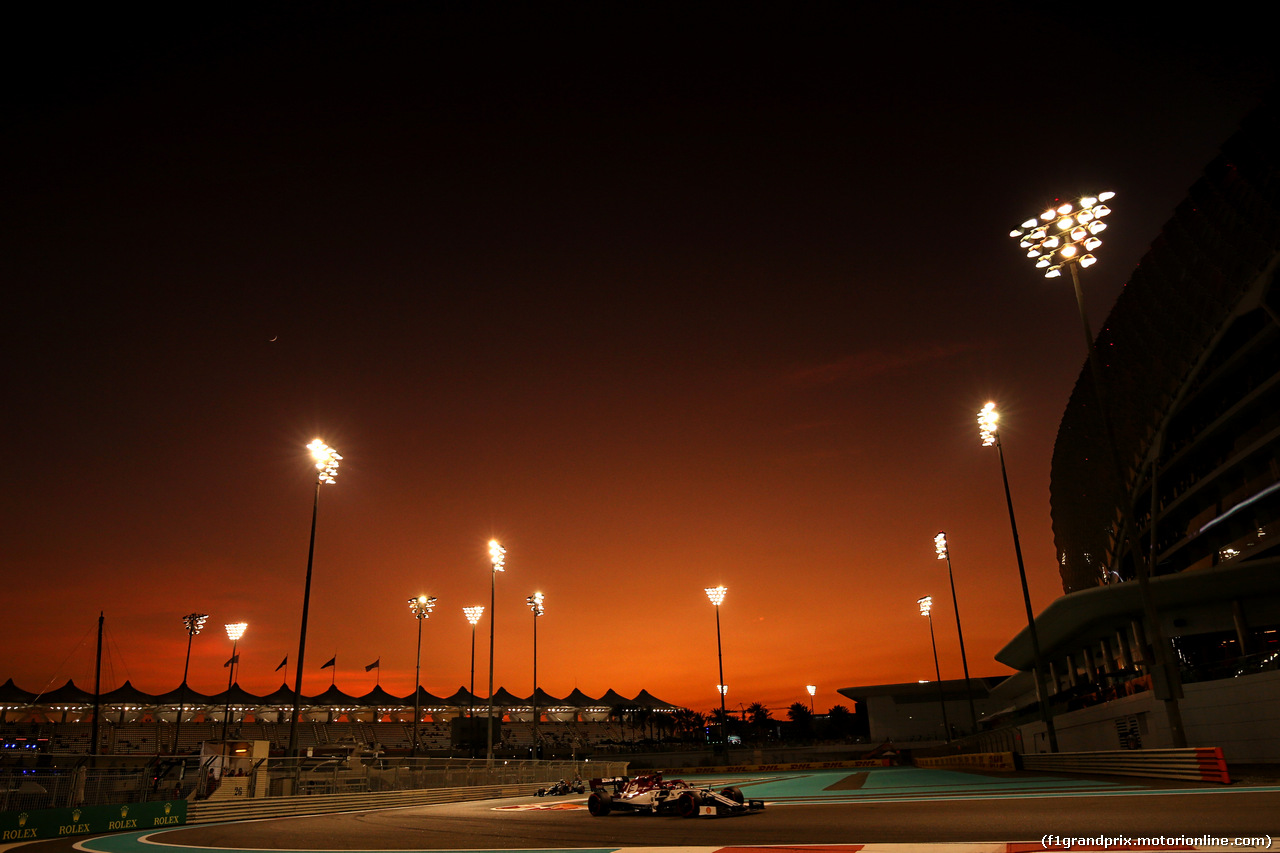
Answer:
[586, 773, 764, 817]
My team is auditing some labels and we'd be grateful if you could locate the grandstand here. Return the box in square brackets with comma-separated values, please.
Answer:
[0, 679, 683, 756]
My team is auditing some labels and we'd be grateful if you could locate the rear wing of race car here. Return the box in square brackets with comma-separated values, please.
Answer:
[589, 776, 628, 789]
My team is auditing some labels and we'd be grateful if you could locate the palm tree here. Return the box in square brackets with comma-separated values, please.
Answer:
[787, 702, 813, 740]
[745, 702, 772, 742]
[670, 708, 705, 741]
[825, 703, 852, 739]
[607, 705, 627, 741]
[630, 707, 651, 742]
[652, 711, 673, 743]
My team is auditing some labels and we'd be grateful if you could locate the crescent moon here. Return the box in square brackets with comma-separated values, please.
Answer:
[269, 335, 278, 342]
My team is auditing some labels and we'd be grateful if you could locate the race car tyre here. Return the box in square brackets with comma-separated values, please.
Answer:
[721, 785, 745, 804]
[587, 791, 612, 816]
[676, 791, 700, 818]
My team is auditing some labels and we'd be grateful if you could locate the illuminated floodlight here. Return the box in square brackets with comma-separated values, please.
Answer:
[308, 439, 342, 485]
[463, 605, 484, 626]
[489, 540, 506, 572]
[705, 585, 728, 606]
[409, 595, 437, 619]
[183, 613, 209, 635]
[717, 684, 728, 695]
[225, 622, 248, 642]
[978, 402, 999, 447]
[1009, 192, 1115, 277]
[526, 591, 545, 616]
[934, 532, 948, 560]
[806, 685, 816, 697]
[918, 596, 933, 617]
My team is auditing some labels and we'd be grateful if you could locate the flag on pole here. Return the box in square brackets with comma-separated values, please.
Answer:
[275, 656, 287, 672]
[223, 654, 239, 668]
[321, 657, 336, 669]
[364, 659, 380, 672]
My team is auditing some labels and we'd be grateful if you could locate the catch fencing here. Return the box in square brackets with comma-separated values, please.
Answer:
[1, 754, 627, 814]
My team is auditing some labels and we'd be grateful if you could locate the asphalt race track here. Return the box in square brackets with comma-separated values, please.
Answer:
[13, 768, 1280, 853]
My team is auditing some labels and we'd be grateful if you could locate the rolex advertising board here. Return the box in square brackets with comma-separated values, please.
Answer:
[0, 800, 186, 841]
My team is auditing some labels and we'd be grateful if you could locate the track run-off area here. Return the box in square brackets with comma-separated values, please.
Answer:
[10, 767, 1278, 853]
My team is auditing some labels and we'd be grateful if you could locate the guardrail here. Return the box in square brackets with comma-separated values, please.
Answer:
[188, 759, 630, 824]
[1020, 747, 1230, 784]
[188, 782, 542, 824]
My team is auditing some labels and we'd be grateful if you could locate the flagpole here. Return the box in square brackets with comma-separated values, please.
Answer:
[275, 657, 289, 726]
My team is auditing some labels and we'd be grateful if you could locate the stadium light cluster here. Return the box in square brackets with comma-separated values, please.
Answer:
[409, 594, 437, 620]
[307, 439, 342, 485]
[182, 613, 209, 635]
[978, 402, 999, 447]
[1009, 192, 1114, 277]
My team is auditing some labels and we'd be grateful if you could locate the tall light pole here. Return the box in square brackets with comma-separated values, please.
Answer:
[805, 684, 816, 715]
[486, 539, 505, 762]
[222, 622, 248, 744]
[921, 594, 952, 742]
[705, 585, 728, 743]
[463, 605, 484, 757]
[526, 591, 545, 759]
[289, 439, 342, 757]
[979, 403, 1058, 751]
[408, 595, 437, 758]
[174, 612, 208, 755]
[917, 597, 950, 743]
[1010, 193, 1186, 747]
[935, 532, 977, 733]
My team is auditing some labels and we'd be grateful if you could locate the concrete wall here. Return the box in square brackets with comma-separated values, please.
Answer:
[867, 693, 1004, 743]
[1017, 669, 1280, 762]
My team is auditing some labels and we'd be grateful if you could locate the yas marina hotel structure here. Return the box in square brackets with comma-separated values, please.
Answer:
[995, 97, 1280, 760]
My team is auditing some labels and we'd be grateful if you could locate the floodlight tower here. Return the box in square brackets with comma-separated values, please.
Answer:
[408, 595, 437, 758]
[526, 592, 545, 758]
[486, 540, 505, 762]
[934, 532, 977, 732]
[289, 439, 342, 756]
[1009, 192, 1187, 748]
[917, 597, 950, 742]
[174, 612, 208, 754]
[979, 403, 1058, 751]
[222, 622, 248, 743]
[705, 585, 728, 741]
[463, 605, 484, 754]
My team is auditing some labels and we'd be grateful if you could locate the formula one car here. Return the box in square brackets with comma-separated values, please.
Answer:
[586, 773, 764, 817]
[536, 779, 585, 796]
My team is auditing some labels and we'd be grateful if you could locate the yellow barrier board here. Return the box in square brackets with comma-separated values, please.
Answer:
[914, 752, 1016, 771]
